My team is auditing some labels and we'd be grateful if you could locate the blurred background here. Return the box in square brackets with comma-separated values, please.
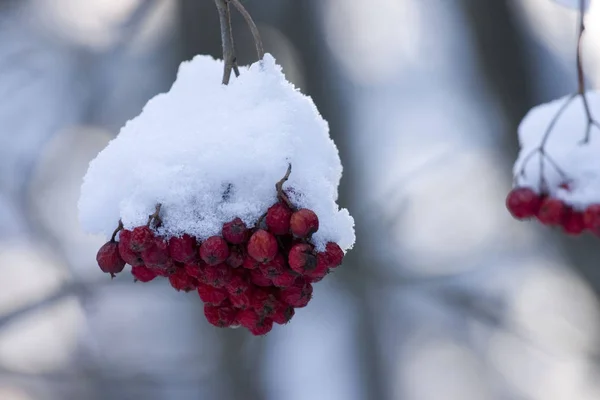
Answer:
[1, 0, 600, 399]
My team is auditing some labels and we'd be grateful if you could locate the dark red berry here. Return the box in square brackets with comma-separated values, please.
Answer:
[290, 209, 319, 238]
[197, 283, 228, 305]
[204, 263, 233, 288]
[288, 243, 317, 275]
[168, 268, 198, 292]
[226, 245, 245, 268]
[271, 270, 298, 288]
[222, 218, 249, 244]
[322, 242, 344, 268]
[237, 308, 260, 328]
[97, 241, 126, 277]
[141, 238, 170, 267]
[247, 230, 278, 263]
[272, 304, 295, 325]
[118, 230, 144, 266]
[562, 209, 585, 236]
[280, 279, 313, 308]
[259, 252, 286, 279]
[131, 265, 157, 282]
[583, 204, 600, 231]
[204, 303, 237, 328]
[250, 269, 272, 287]
[248, 317, 273, 336]
[242, 254, 261, 270]
[537, 197, 566, 226]
[229, 291, 253, 309]
[199, 236, 230, 265]
[168, 234, 197, 263]
[226, 272, 251, 295]
[130, 226, 155, 252]
[266, 202, 293, 235]
[252, 289, 281, 317]
[184, 261, 206, 281]
[505, 187, 541, 220]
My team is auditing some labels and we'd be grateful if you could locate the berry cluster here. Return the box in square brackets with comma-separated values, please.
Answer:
[505, 186, 600, 235]
[95, 167, 345, 335]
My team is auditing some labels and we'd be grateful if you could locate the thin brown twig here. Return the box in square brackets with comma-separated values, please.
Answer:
[110, 220, 124, 242]
[275, 163, 295, 209]
[230, 0, 265, 61]
[214, 0, 238, 84]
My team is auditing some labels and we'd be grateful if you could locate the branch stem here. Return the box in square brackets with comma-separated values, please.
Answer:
[215, 0, 239, 85]
[230, 0, 265, 61]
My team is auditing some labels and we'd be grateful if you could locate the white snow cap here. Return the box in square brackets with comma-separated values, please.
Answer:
[514, 91, 600, 209]
[553, 0, 590, 11]
[79, 54, 355, 251]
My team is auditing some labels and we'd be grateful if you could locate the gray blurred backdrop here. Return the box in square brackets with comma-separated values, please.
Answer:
[1, 0, 600, 399]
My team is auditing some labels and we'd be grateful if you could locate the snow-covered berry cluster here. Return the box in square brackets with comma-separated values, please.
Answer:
[95, 171, 345, 335]
[507, 93, 600, 235]
[82, 54, 355, 336]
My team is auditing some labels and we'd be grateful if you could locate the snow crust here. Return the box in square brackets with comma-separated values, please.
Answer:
[552, 0, 590, 10]
[78, 54, 355, 251]
[514, 91, 600, 210]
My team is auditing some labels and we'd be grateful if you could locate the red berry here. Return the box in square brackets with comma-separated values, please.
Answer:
[248, 317, 273, 336]
[226, 272, 251, 295]
[280, 279, 313, 308]
[247, 230, 278, 263]
[259, 252, 286, 279]
[197, 283, 228, 305]
[237, 308, 259, 328]
[222, 218, 249, 244]
[288, 243, 317, 275]
[242, 254, 261, 270]
[272, 304, 295, 325]
[305, 255, 329, 280]
[184, 261, 206, 281]
[229, 291, 253, 309]
[226, 245, 245, 268]
[97, 241, 126, 277]
[199, 236, 230, 265]
[131, 265, 157, 282]
[168, 268, 198, 292]
[141, 237, 170, 268]
[118, 230, 144, 266]
[168, 234, 197, 263]
[561, 209, 585, 235]
[322, 242, 344, 268]
[130, 225, 155, 252]
[537, 197, 566, 226]
[252, 289, 281, 317]
[204, 263, 233, 288]
[290, 209, 319, 238]
[505, 187, 541, 220]
[266, 202, 293, 235]
[250, 269, 272, 287]
[271, 270, 298, 288]
[204, 303, 237, 328]
[583, 204, 600, 231]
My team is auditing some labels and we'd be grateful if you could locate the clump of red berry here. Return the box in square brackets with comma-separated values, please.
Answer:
[505, 185, 597, 237]
[94, 165, 346, 336]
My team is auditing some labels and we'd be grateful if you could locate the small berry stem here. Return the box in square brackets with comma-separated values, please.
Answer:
[110, 220, 124, 242]
[147, 203, 163, 228]
[276, 163, 295, 210]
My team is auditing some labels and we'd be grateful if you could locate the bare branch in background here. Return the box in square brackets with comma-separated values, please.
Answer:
[230, 0, 265, 61]
[214, 0, 239, 84]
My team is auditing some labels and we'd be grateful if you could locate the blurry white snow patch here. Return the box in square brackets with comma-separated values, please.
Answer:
[79, 54, 355, 251]
[514, 91, 600, 209]
[553, 0, 591, 10]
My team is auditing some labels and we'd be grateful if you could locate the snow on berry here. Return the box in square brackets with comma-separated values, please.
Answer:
[81, 54, 356, 336]
[78, 54, 354, 251]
